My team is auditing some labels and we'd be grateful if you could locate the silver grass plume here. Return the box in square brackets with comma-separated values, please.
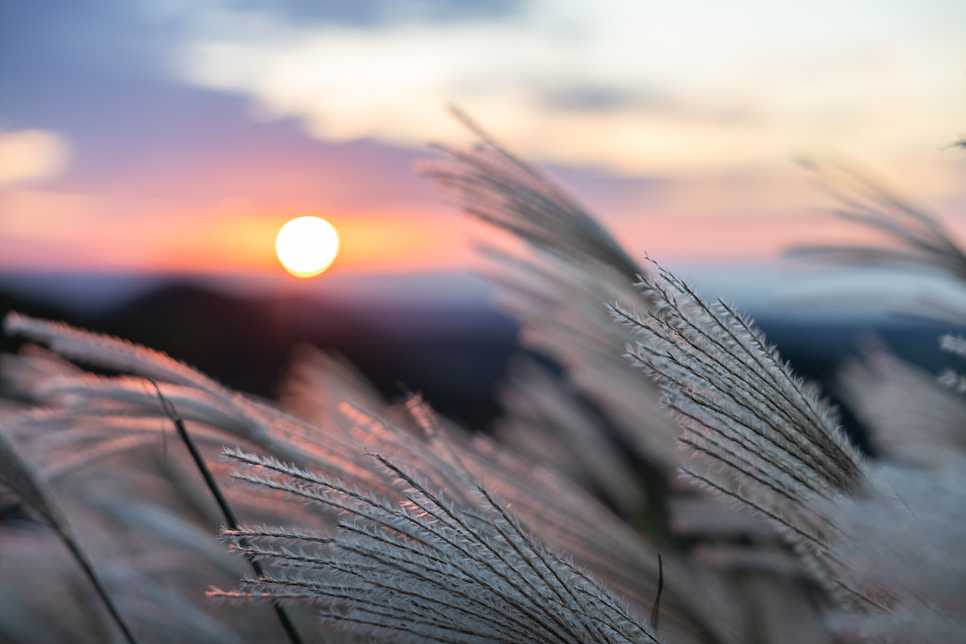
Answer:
[613, 262, 865, 495]
[424, 108, 682, 503]
[937, 334, 966, 394]
[812, 460, 966, 643]
[838, 346, 966, 468]
[939, 334, 966, 360]
[787, 158, 966, 282]
[612, 261, 871, 604]
[4, 312, 227, 395]
[613, 254, 966, 637]
[494, 357, 645, 514]
[782, 157, 966, 324]
[212, 448, 665, 644]
[426, 106, 642, 280]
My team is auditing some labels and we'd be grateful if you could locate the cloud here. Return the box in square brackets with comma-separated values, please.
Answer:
[143, 0, 522, 28]
[539, 85, 642, 112]
[170, 0, 966, 175]
[0, 129, 71, 186]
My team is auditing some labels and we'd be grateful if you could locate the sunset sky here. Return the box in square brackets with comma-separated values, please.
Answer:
[1, 0, 964, 284]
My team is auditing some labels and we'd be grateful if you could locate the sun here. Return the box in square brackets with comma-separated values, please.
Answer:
[275, 216, 340, 278]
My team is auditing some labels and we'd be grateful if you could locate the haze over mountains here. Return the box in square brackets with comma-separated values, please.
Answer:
[3, 270, 964, 443]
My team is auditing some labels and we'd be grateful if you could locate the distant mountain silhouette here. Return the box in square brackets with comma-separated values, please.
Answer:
[3, 281, 965, 438]
[1, 282, 520, 430]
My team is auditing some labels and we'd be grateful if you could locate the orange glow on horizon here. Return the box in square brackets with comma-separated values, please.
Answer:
[5, 204, 954, 274]
[0, 196, 490, 274]
[0, 148, 962, 276]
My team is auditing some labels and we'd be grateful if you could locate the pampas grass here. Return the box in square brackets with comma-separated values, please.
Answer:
[0, 121, 964, 644]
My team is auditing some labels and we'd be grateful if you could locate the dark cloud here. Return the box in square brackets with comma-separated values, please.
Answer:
[538, 82, 681, 114]
[540, 85, 641, 112]
[203, 0, 524, 27]
[538, 82, 760, 126]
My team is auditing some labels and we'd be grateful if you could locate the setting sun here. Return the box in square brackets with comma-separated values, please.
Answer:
[276, 216, 340, 277]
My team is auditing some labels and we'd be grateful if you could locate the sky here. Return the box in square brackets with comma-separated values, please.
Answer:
[0, 0, 964, 285]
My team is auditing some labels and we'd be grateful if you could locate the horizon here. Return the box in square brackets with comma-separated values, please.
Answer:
[6, 262, 966, 327]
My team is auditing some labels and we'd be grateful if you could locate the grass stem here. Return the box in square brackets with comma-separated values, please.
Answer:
[149, 381, 306, 644]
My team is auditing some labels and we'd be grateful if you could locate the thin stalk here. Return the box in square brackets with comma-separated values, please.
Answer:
[0, 431, 139, 644]
[59, 531, 140, 644]
[650, 552, 663, 631]
[149, 381, 306, 644]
